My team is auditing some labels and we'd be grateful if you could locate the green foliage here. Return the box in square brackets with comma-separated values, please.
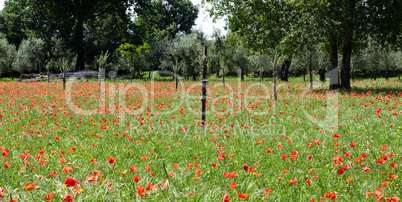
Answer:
[249, 54, 272, 77]
[0, 0, 30, 47]
[352, 44, 402, 79]
[0, 38, 17, 76]
[117, 43, 151, 78]
[12, 37, 45, 73]
[97, 51, 110, 70]
[134, 0, 199, 42]
[159, 31, 205, 80]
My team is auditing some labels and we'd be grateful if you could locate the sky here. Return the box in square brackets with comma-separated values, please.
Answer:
[0, 0, 227, 37]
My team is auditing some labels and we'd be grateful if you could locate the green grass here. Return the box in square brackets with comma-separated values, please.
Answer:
[0, 78, 401, 201]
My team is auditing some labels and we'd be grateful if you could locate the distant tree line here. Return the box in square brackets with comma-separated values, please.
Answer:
[0, 0, 401, 84]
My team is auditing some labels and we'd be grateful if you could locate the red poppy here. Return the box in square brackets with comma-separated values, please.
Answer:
[306, 179, 310, 186]
[136, 186, 146, 197]
[48, 172, 57, 177]
[86, 176, 97, 182]
[24, 182, 38, 190]
[133, 176, 140, 182]
[146, 183, 155, 191]
[289, 178, 298, 184]
[222, 195, 229, 202]
[243, 164, 249, 171]
[230, 182, 237, 189]
[325, 192, 337, 200]
[196, 169, 202, 175]
[107, 157, 116, 164]
[63, 194, 73, 202]
[46, 192, 54, 200]
[64, 177, 79, 187]
[236, 193, 249, 200]
[62, 167, 72, 174]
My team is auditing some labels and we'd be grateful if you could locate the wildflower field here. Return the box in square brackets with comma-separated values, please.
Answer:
[0, 78, 401, 201]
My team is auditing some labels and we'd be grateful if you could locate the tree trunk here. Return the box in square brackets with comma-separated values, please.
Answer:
[222, 61, 225, 88]
[303, 71, 305, 82]
[169, 53, 179, 89]
[75, 18, 85, 71]
[260, 65, 263, 84]
[280, 59, 291, 82]
[351, 66, 354, 81]
[309, 54, 313, 90]
[201, 45, 208, 125]
[193, 74, 197, 81]
[47, 67, 50, 83]
[319, 68, 326, 82]
[341, 25, 352, 89]
[240, 68, 244, 81]
[63, 58, 66, 90]
[329, 34, 339, 89]
[341, 1, 355, 89]
[273, 54, 278, 101]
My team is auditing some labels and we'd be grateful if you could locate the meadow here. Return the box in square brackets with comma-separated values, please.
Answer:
[0, 78, 401, 201]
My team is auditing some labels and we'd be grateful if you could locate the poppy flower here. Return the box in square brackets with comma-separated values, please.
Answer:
[62, 167, 72, 174]
[63, 194, 73, 202]
[223, 172, 238, 178]
[236, 193, 249, 200]
[243, 164, 249, 171]
[230, 182, 237, 189]
[48, 172, 57, 177]
[107, 157, 116, 163]
[366, 191, 374, 197]
[86, 176, 97, 182]
[306, 179, 310, 186]
[222, 195, 229, 202]
[325, 192, 337, 200]
[196, 169, 202, 175]
[45, 192, 54, 200]
[133, 176, 140, 182]
[24, 182, 38, 190]
[146, 183, 155, 191]
[64, 177, 79, 187]
[289, 178, 298, 184]
[136, 186, 146, 197]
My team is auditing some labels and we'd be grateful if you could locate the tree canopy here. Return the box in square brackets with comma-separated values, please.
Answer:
[205, 0, 402, 88]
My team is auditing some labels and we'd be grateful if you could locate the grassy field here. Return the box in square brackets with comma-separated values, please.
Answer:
[0, 78, 401, 201]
